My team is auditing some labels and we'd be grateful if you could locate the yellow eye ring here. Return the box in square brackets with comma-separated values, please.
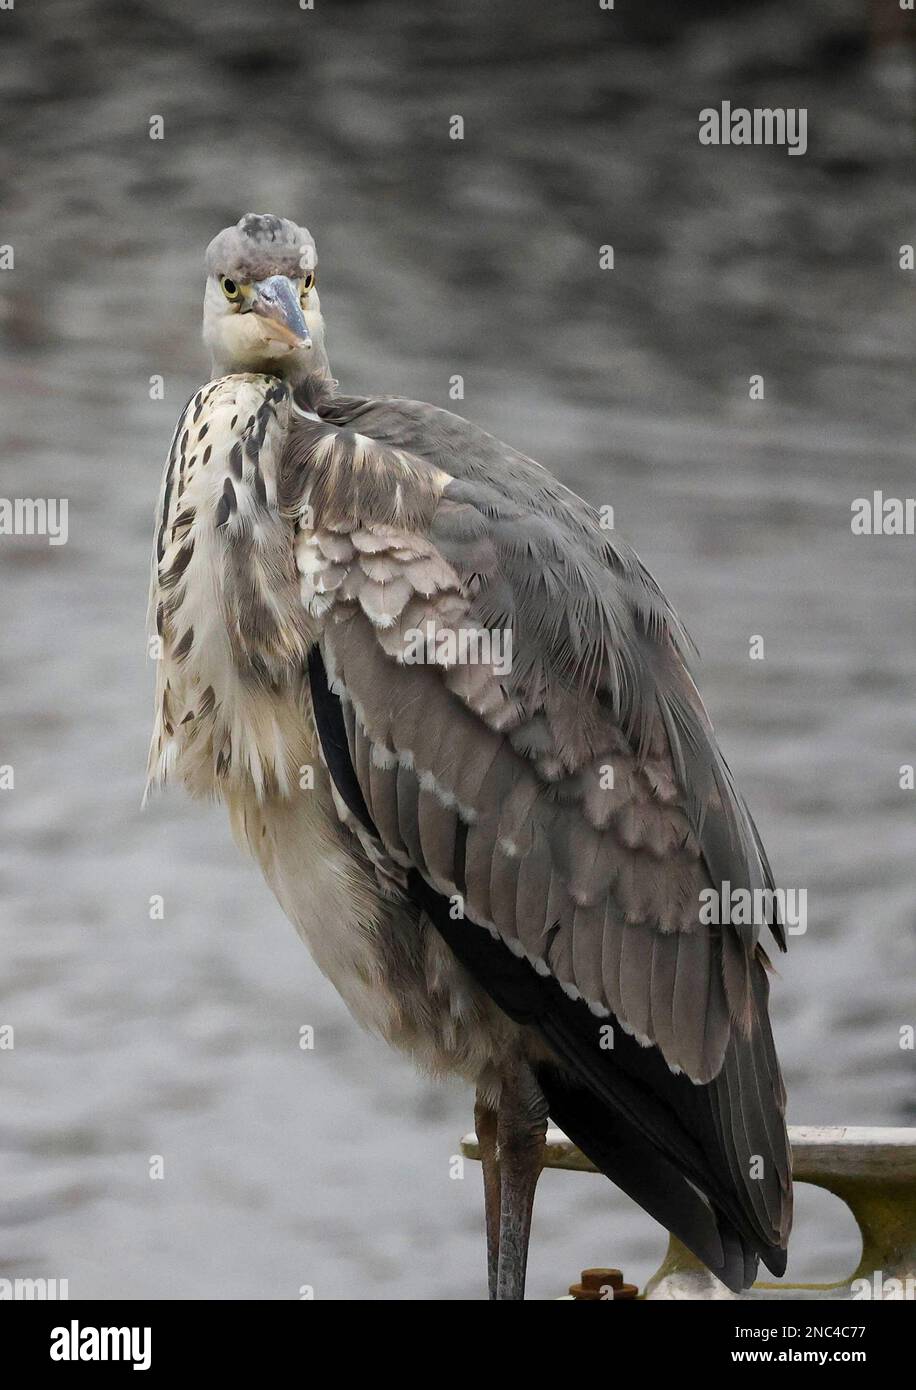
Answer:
[301, 271, 316, 301]
[220, 275, 242, 302]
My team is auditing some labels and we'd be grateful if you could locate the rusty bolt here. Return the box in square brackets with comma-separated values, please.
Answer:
[568, 1267, 639, 1301]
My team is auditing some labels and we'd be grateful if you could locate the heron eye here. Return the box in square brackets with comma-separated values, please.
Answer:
[301, 271, 315, 301]
[220, 275, 241, 302]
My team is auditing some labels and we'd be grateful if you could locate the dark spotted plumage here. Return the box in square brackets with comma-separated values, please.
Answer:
[156, 452, 175, 563]
[161, 540, 194, 587]
[240, 212, 286, 242]
[215, 478, 235, 528]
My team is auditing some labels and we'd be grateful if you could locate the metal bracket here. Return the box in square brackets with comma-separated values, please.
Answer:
[460, 1125, 916, 1300]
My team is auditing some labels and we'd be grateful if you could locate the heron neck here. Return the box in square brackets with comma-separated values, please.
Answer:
[292, 356, 338, 412]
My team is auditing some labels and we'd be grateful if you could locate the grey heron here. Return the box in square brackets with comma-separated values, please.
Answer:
[147, 213, 792, 1300]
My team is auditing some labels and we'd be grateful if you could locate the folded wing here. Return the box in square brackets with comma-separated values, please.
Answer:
[284, 400, 792, 1287]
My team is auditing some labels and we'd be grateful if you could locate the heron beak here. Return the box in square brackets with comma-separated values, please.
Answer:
[249, 275, 311, 348]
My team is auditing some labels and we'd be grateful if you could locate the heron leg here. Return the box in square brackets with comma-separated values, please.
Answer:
[474, 1089, 501, 1300]
[495, 1056, 548, 1301]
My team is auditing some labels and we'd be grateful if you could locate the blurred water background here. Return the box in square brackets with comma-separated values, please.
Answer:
[0, 0, 914, 1299]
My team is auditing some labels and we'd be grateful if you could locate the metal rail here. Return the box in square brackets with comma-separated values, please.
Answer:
[460, 1125, 916, 1300]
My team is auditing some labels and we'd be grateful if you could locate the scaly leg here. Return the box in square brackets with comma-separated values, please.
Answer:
[495, 1056, 548, 1301]
[474, 1088, 501, 1300]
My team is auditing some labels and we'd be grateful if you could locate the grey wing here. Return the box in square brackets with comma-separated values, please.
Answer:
[286, 407, 792, 1270]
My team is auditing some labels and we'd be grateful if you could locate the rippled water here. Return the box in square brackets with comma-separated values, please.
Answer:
[0, 0, 913, 1298]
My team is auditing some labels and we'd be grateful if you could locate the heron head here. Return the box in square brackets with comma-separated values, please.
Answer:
[202, 214, 327, 381]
